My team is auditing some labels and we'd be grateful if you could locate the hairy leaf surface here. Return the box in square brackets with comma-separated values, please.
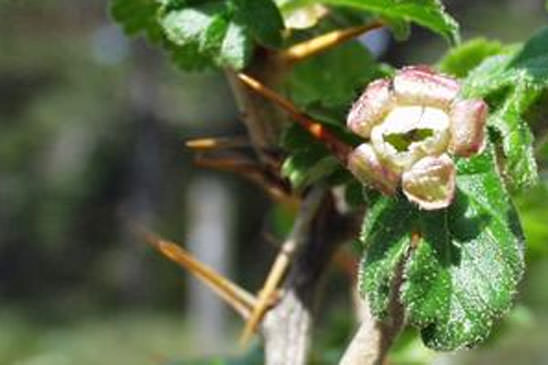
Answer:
[458, 28, 548, 191]
[359, 146, 525, 350]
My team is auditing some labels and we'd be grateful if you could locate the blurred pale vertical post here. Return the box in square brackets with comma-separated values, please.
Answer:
[186, 176, 233, 350]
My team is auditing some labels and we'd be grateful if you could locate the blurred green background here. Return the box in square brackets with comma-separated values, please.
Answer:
[1, 0, 547, 364]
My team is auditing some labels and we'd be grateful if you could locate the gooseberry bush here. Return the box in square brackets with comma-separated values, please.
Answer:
[111, 0, 548, 363]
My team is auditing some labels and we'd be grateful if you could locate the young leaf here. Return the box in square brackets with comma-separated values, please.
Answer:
[359, 146, 525, 350]
[438, 38, 507, 78]
[110, 0, 165, 43]
[401, 147, 525, 350]
[281, 0, 460, 44]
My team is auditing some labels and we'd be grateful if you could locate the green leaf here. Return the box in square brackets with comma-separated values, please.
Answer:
[508, 26, 548, 85]
[281, 0, 460, 45]
[159, 1, 252, 70]
[359, 147, 525, 350]
[232, 0, 285, 47]
[281, 40, 383, 190]
[459, 28, 548, 192]
[462, 27, 548, 92]
[286, 41, 384, 109]
[438, 38, 507, 78]
[110, 0, 164, 43]
[402, 148, 525, 350]
[280, 125, 340, 190]
[461, 54, 540, 192]
[488, 81, 540, 192]
[358, 195, 415, 317]
[159, 0, 285, 70]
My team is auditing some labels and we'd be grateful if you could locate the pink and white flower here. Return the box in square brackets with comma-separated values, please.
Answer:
[346, 66, 487, 210]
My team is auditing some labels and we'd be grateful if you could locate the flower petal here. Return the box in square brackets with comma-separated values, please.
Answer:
[393, 65, 460, 110]
[348, 143, 400, 195]
[347, 79, 394, 138]
[402, 154, 456, 210]
[449, 99, 488, 157]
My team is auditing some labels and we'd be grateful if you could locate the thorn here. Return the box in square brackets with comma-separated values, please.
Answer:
[193, 154, 292, 202]
[239, 246, 294, 345]
[279, 21, 384, 64]
[185, 136, 250, 151]
[193, 153, 260, 175]
[137, 227, 257, 320]
[237, 73, 353, 162]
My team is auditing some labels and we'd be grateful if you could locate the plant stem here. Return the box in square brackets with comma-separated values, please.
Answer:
[240, 186, 325, 345]
[339, 294, 404, 365]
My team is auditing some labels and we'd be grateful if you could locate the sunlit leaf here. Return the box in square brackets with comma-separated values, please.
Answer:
[359, 146, 525, 350]
[438, 38, 507, 78]
[281, 0, 460, 44]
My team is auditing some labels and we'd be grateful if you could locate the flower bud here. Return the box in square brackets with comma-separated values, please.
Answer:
[348, 143, 400, 195]
[448, 99, 488, 157]
[401, 154, 456, 210]
[393, 65, 460, 110]
[347, 79, 394, 138]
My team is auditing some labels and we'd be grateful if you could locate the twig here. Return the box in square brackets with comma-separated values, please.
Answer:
[279, 21, 384, 64]
[261, 189, 360, 365]
[338, 295, 404, 365]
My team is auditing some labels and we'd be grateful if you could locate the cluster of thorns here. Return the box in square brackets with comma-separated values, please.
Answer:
[137, 21, 385, 346]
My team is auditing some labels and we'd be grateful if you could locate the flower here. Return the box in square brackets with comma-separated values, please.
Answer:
[346, 66, 487, 210]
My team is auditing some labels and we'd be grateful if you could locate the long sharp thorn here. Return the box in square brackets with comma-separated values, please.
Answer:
[280, 21, 384, 64]
[239, 248, 293, 345]
[237, 73, 352, 162]
[185, 136, 250, 150]
[193, 155, 291, 201]
[139, 229, 257, 319]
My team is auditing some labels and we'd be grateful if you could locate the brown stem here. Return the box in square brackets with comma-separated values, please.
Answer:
[339, 294, 404, 365]
[261, 189, 359, 365]
[240, 186, 326, 345]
